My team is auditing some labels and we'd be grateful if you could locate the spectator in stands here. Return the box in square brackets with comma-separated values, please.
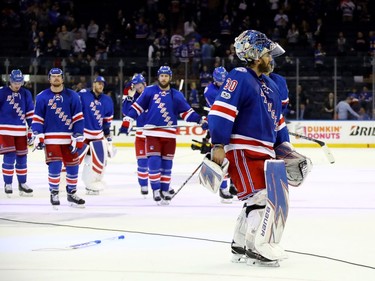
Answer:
[313, 18, 326, 44]
[95, 31, 109, 61]
[339, 0, 356, 23]
[183, 17, 197, 40]
[201, 38, 215, 70]
[109, 39, 125, 57]
[199, 65, 212, 89]
[286, 23, 299, 49]
[273, 9, 289, 39]
[135, 17, 149, 40]
[358, 85, 373, 114]
[358, 107, 370, 120]
[314, 43, 326, 70]
[351, 31, 368, 57]
[58, 24, 73, 57]
[188, 81, 200, 111]
[219, 14, 232, 47]
[322, 92, 335, 119]
[157, 28, 169, 58]
[335, 96, 360, 120]
[73, 31, 86, 56]
[336, 31, 349, 57]
[86, 19, 99, 56]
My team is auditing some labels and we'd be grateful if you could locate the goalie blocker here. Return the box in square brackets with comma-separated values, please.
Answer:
[198, 153, 229, 193]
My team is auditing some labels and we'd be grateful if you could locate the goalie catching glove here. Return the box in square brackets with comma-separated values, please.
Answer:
[275, 142, 312, 187]
[198, 153, 229, 193]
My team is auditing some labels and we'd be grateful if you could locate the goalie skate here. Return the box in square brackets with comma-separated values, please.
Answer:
[231, 245, 247, 263]
[85, 187, 100, 195]
[18, 183, 33, 197]
[220, 188, 233, 203]
[246, 250, 280, 267]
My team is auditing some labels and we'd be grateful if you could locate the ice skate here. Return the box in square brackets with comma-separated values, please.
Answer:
[152, 189, 162, 205]
[85, 187, 100, 195]
[168, 188, 175, 195]
[140, 186, 148, 198]
[4, 184, 12, 197]
[231, 244, 247, 263]
[229, 183, 238, 196]
[18, 183, 33, 197]
[50, 190, 60, 210]
[245, 249, 280, 267]
[67, 189, 85, 208]
[85, 181, 104, 195]
[219, 188, 233, 203]
[161, 190, 172, 205]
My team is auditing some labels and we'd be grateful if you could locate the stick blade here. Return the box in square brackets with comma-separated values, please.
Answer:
[321, 144, 335, 164]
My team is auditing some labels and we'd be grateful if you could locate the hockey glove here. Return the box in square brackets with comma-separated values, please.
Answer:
[33, 133, 45, 150]
[70, 134, 84, 154]
[27, 129, 35, 146]
[199, 116, 209, 131]
[275, 142, 313, 187]
[119, 116, 134, 135]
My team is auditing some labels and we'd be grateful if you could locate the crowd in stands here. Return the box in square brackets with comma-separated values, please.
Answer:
[0, 0, 374, 120]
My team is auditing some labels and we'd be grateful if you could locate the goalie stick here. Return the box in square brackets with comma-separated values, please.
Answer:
[171, 162, 203, 200]
[32, 235, 125, 251]
[288, 131, 335, 164]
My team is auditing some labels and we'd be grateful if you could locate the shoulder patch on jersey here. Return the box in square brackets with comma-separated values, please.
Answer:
[234, 67, 247, 72]
[220, 91, 231, 99]
[80, 89, 88, 93]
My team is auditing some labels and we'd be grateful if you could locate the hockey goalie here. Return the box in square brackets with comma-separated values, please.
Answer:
[205, 30, 312, 267]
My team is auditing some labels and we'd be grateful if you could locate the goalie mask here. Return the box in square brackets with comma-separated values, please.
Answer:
[198, 153, 229, 193]
[234, 30, 285, 62]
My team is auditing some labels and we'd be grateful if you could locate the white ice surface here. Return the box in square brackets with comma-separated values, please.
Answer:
[0, 147, 375, 281]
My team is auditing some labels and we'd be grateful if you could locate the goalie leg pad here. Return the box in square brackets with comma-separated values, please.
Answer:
[275, 142, 312, 187]
[82, 140, 108, 191]
[252, 160, 289, 261]
[198, 153, 229, 193]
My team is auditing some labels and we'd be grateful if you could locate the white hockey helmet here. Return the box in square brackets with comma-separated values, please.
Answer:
[234, 30, 285, 62]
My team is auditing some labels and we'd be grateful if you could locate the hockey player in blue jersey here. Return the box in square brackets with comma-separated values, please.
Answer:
[78, 76, 114, 195]
[203, 66, 234, 203]
[120, 66, 208, 205]
[206, 30, 312, 266]
[0, 69, 34, 197]
[32, 68, 85, 208]
[121, 73, 151, 197]
[267, 61, 289, 114]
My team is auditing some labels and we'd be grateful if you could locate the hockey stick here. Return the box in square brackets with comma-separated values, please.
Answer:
[32, 235, 125, 251]
[179, 79, 184, 91]
[133, 124, 200, 130]
[171, 162, 203, 200]
[289, 131, 335, 164]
